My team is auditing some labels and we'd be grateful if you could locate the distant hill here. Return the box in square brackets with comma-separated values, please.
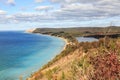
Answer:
[33, 26, 120, 38]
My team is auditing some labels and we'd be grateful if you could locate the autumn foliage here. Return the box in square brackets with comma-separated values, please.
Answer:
[90, 52, 120, 80]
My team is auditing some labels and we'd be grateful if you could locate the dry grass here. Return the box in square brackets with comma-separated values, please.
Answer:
[28, 38, 120, 80]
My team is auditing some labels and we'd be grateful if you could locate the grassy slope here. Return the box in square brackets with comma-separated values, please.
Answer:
[27, 27, 120, 80]
[28, 38, 120, 80]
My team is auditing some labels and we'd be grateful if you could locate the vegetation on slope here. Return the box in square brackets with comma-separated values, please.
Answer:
[28, 37, 120, 80]
[34, 31, 77, 43]
[27, 27, 120, 80]
[33, 26, 120, 37]
[32, 31, 79, 70]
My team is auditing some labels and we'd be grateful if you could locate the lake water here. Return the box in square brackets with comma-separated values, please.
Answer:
[76, 37, 98, 42]
[0, 31, 65, 80]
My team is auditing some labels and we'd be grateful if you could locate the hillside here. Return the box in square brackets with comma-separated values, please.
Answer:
[27, 27, 120, 80]
[33, 26, 120, 37]
[28, 37, 120, 80]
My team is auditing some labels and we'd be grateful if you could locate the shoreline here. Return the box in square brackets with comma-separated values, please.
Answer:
[30, 32, 69, 50]
[26, 31, 68, 52]
[54, 36, 69, 50]
[27, 33, 69, 80]
[26, 28, 120, 80]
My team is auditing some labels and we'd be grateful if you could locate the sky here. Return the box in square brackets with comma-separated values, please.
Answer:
[0, 0, 120, 30]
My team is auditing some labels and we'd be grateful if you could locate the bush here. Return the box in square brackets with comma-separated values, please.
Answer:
[45, 69, 53, 80]
[90, 52, 120, 80]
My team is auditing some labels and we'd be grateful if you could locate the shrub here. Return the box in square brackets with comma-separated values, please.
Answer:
[90, 52, 120, 80]
[45, 69, 53, 80]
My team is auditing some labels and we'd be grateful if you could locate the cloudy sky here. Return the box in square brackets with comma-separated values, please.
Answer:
[0, 0, 120, 30]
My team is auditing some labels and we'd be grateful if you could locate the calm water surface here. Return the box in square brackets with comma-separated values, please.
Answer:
[0, 31, 65, 80]
[76, 37, 98, 42]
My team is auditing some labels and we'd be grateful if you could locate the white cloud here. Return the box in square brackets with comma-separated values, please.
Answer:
[35, 0, 43, 3]
[49, 0, 120, 21]
[0, 12, 10, 23]
[7, 12, 55, 23]
[35, 6, 53, 11]
[7, 0, 15, 6]
[0, 0, 120, 27]
[0, 10, 7, 15]
[50, 0, 100, 4]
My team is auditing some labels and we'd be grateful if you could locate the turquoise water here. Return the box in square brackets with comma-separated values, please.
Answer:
[76, 37, 98, 42]
[0, 31, 65, 80]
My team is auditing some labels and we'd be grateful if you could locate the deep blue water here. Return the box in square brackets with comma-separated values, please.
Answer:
[0, 31, 65, 80]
